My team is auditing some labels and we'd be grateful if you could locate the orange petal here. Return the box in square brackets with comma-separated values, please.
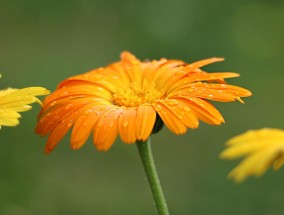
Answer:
[44, 109, 81, 154]
[153, 101, 187, 135]
[168, 72, 240, 94]
[58, 68, 128, 93]
[93, 106, 123, 151]
[162, 98, 199, 128]
[151, 60, 185, 90]
[136, 104, 156, 141]
[70, 105, 112, 150]
[36, 98, 109, 136]
[186, 57, 224, 70]
[118, 108, 137, 143]
[177, 97, 224, 125]
[170, 83, 252, 103]
[121, 52, 142, 84]
[43, 85, 113, 107]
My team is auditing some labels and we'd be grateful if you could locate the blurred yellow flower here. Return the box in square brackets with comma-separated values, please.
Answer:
[0, 75, 50, 129]
[35, 51, 252, 154]
[220, 128, 284, 182]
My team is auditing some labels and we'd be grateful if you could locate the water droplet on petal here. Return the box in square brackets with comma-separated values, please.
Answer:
[169, 100, 178, 105]
[175, 71, 185, 75]
[84, 109, 94, 115]
[122, 121, 128, 127]
[65, 104, 73, 110]
[67, 120, 73, 127]
[46, 113, 52, 117]
[208, 94, 214, 98]
[156, 104, 162, 111]
[50, 101, 57, 106]
[188, 88, 195, 92]
[183, 106, 191, 112]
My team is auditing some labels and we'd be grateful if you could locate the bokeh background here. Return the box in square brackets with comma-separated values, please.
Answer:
[1, 0, 284, 214]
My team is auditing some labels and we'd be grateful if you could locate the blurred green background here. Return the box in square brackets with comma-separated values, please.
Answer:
[1, 0, 284, 214]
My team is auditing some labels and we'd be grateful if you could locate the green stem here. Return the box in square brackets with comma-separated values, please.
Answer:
[136, 138, 170, 215]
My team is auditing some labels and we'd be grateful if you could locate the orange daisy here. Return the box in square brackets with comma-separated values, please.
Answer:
[35, 52, 252, 154]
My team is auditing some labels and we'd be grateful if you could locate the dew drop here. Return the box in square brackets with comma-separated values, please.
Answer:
[65, 104, 73, 110]
[50, 101, 57, 106]
[175, 71, 185, 76]
[156, 104, 162, 111]
[122, 121, 128, 127]
[177, 115, 183, 119]
[46, 113, 52, 117]
[183, 106, 191, 112]
[85, 109, 94, 115]
[169, 100, 178, 105]
[221, 84, 226, 88]
[188, 88, 194, 92]
[83, 74, 89, 79]
[67, 120, 73, 127]
[208, 94, 214, 98]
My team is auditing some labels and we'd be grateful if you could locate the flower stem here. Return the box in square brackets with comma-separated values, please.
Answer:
[136, 138, 170, 215]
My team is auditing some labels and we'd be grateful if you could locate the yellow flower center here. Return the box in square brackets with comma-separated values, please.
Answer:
[113, 80, 162, 107]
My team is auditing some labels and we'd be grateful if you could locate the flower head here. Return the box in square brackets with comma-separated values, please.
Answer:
[35, 52, 252, 154]
[220, 128, 284, 182]
[0, 75, 50, 129]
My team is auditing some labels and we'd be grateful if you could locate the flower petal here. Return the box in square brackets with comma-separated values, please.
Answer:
[153, 101, 187, 135]
[136, 104, 156, 141]
[162, 98, 199, 128]
[121, 51, 143, 84]
[36, 98, 100, 136]
[0, 109, 21, 126]
[93, 106, 123, 151]
[44, 109, 81, 154]
[71, 105, 112, 150]
[167, 72, 240, 94]
[176, 97, 224, 125]
[118, 108, 137, 143]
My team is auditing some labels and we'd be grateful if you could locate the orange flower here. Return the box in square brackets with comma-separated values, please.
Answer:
[35, 52, 252, 154]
